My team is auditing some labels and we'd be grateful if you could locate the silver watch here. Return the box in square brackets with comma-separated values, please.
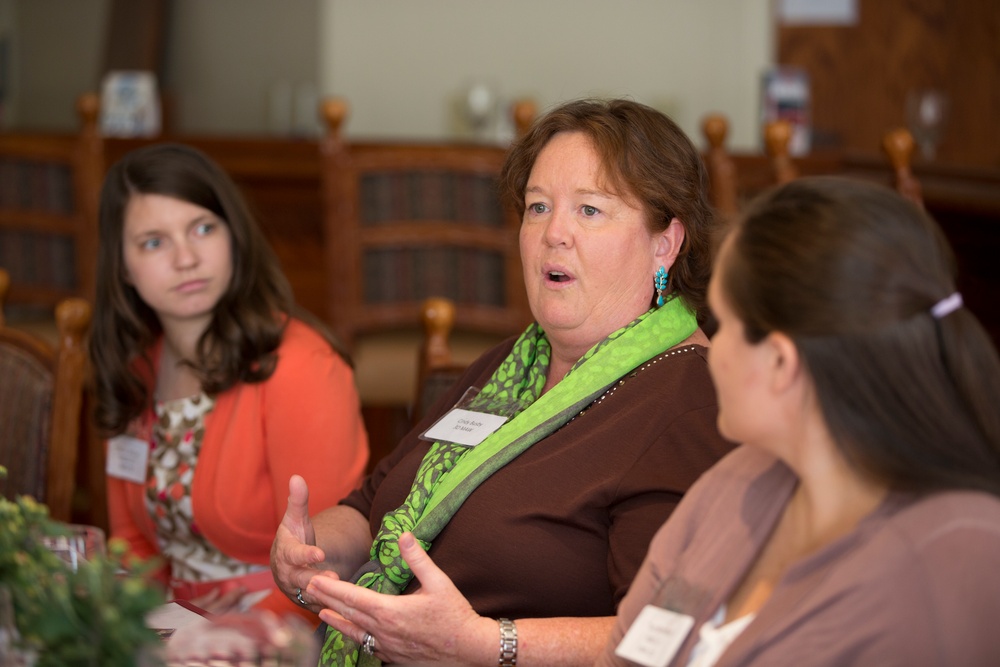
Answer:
[498, 618, 518, 666]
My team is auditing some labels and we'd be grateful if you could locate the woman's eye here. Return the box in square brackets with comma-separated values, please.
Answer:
[527, 202, 548, 215]
[195, 221, 216, 235]
[141, 238, 161, 250]
[582, 205, 599, 217]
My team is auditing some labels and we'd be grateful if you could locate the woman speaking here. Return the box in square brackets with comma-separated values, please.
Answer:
[273, 98, 734, 666]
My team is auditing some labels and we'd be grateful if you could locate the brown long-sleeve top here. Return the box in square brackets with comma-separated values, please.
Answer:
[341, 340, 734, 619]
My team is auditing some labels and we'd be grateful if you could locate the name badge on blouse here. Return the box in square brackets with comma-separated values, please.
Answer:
[106, 435, 150, 484]
[421, 408, 507, 447]
[420, 386, 510, 447]
[614, 605, 695, 667]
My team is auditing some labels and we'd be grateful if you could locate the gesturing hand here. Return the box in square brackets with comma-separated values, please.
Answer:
[307, 532, 496, 666]
[270, 474, 330, 611]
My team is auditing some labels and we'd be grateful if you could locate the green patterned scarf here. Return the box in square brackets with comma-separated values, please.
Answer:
[320, 297, 696, 666]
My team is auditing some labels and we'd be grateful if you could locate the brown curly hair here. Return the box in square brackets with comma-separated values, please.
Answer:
[498, 98, 715, 320]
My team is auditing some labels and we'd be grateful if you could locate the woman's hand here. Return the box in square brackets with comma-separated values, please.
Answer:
[308, 532, 497, 666]
[270, 474, 328, 612]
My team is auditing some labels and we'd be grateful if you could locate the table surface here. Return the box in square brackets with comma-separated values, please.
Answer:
[146, 600, 212, 640]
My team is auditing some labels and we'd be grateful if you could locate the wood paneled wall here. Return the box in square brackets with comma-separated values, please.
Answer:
[778, 0, 1000, 168]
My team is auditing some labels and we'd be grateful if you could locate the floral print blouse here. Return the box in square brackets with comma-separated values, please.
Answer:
[146, 393, 269, 596]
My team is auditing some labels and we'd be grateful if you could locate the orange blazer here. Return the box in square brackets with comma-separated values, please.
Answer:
[106, 319, 369, 624]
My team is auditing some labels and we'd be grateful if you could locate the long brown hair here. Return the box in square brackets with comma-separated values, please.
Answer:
[90, 143, 341, 436]
[498, 98, 715, 320]
[722, 176, 1000, 495]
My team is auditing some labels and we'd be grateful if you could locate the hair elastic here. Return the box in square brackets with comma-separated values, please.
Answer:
[930, 292, 963, 319]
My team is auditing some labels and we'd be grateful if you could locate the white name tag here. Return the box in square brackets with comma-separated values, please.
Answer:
[106, 435, 150, 484]
[614, 605, 695, 667]
[422, 408, 507, 447]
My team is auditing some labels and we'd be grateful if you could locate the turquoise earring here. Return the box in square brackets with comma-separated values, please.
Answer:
[654, 266, 669, 307]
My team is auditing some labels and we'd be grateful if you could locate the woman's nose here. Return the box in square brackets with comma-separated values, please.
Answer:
[172, 239, 198, 268]
[543, 207, 572, 247]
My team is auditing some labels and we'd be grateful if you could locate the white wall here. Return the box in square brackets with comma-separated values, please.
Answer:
[7, 0, 774, 148]
[165, 0, 319, 135]
[319, 0, 774, 150]
[7, 0, 318, 135]
[7, 0, 107, 129]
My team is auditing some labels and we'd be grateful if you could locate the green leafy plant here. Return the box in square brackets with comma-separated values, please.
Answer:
[0, 467, 165, 666]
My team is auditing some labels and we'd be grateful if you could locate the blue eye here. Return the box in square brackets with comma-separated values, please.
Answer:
[141, 238, 161, 250]
[528, 202, 548, 214]
[582, 205, 599, 216]
[195, 221, 216, 235]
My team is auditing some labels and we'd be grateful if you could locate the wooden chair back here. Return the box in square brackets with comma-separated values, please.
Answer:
[319, 97, 535, 352]
[0, 268, 92, 521]
[700, 115, 802, 220]
[413, 297, 469, 424]
[701, 114, 922, 217]
[766, 122, 925, 205]
[763, 119, 800, 185]
[0, 94, 103, 312]
[700, 113, 739, 221]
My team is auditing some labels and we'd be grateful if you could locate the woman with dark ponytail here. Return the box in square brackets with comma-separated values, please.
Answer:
[601, 176, 1000, 666]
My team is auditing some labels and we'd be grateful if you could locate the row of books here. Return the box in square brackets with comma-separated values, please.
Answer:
[0, 230, 77, 293]
[362, 246, 506, 306]
[0, 159, 74, 214]
[359, 171, 506, 226]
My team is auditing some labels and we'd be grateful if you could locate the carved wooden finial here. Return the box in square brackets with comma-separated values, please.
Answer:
[511, 98, 537, 138]
[701, 113, 739, 220]
[420, 297, 456, 370]
[882, 127, 923, 207]
[320, 97, 349, 141]
[882, 127, 916, 170]
[764, 120, 798, 184]
[76, 93, 101, 136]
[76, 92, 100, 132]
[701, 113, 729, 151]
[764, 120, 793, 159]
[55, 297, 92, 348]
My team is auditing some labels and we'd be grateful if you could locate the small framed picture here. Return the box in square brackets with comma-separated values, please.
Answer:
[760, 66, 811, 155]
[99, 70, 162, 137]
